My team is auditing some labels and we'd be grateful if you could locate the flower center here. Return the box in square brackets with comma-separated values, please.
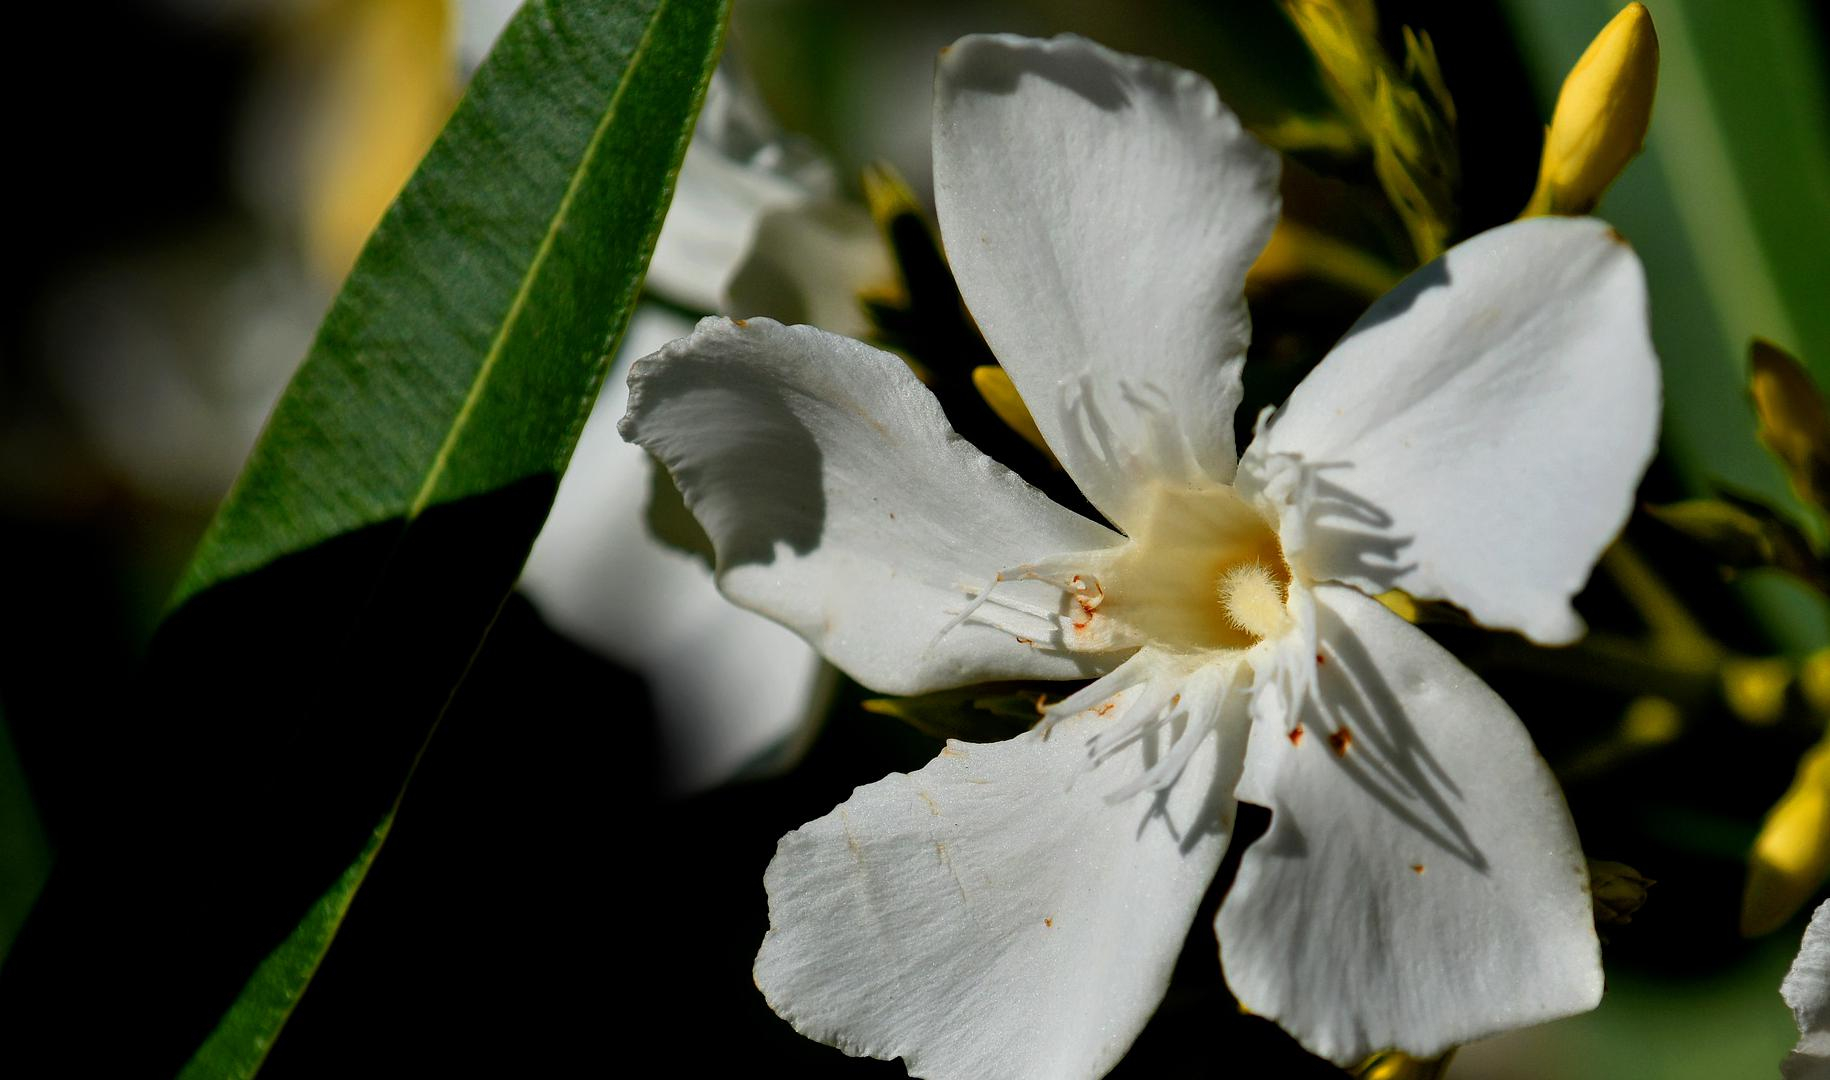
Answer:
[935, 482, 1291, 658]
[1098, 481, 1291, 654]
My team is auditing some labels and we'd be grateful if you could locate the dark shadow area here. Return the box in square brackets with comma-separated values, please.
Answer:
[258, 593, 651, 1076]
[0, 473, 556, 1075]
[646, 349, 827, 569]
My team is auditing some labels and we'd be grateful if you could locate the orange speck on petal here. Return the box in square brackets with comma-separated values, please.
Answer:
[1329, 727, 1353, 755]
[1043, 917, 1053, 928]
[1411, 863, 1426, 874]
[1288, 724, 1305, 746]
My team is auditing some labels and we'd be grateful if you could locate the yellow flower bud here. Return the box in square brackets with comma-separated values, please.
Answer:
[1743, 739, 1830, 936]
[1722, 656, 1793, 726]
[1523, 3, 1659, 217]
[1355, 1050, 1455, 1080]
[971, 366, 1057, 464]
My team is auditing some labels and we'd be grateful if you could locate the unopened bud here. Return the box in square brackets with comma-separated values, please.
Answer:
[1523, 3, 1659, 217]
[1590, 860, 1655, 926]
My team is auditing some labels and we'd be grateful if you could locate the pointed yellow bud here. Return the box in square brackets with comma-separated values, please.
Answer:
[971, 366, 1056, 464]
[1750, 339, 1830, 511]
[1743, 739, 1830, 936]
[1524, 3, 1659, 217]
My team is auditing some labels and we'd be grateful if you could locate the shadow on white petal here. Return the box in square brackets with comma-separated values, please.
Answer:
[1302, 610, 1484, 871]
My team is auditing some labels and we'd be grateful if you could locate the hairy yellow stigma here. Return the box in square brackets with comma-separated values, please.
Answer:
[1217, 562, 1290, 641]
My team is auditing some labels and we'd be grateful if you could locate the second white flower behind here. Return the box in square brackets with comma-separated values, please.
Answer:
[621, 32, 1660, 1080]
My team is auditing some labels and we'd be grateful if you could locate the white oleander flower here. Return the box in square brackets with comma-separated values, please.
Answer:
[1783, 900, 1830, 1079]
[621, 32, 1659, 1078]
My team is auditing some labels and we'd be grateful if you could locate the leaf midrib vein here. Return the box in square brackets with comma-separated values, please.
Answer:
[405, 0, 672, 520]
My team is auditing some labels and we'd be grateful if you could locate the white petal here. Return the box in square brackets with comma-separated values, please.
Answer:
[1217, 584, 1602, 1064]
[645, 60, 840, 314]
[932, 34, 1280, 531]
[456, 0, 522, 73]
[1785, 901, 1830, 1077]
[726, 199, 893, 340]
[620, 316, 1127, 696]
[755, 663, 1246, 1080]
[646, 138, 815, 314]
[1239, 217, 1658, 644]
[520, 308, 824, 791]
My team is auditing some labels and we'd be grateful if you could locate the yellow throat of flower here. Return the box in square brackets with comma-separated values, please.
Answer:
[1098, 481, 1293, 654]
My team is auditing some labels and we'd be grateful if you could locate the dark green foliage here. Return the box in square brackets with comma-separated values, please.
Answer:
[0, 2, 728, 1075]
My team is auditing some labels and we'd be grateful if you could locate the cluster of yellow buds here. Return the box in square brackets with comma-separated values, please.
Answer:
[1280, 0, 1459, 262]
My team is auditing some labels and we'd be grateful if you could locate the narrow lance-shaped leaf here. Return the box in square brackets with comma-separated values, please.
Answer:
[0, 1, 728, 1074]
